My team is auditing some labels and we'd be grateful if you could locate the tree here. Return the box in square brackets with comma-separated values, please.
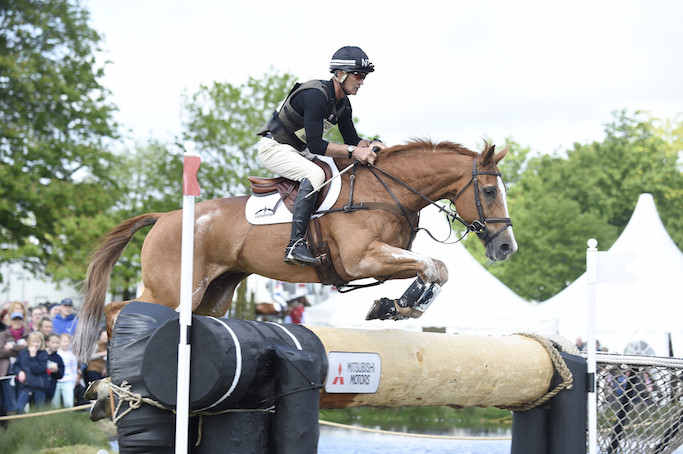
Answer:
[104, 140, 185, 299]
[0, 0, 120, 283]
[179, 70, 356, 317]
[180, 69, 298, 199]
[466, 111, 683, 301]
[477, 156, 618, 301]
[181, 69, 353, 199]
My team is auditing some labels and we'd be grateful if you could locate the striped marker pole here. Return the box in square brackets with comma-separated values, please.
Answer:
[176, 141, 200, 453]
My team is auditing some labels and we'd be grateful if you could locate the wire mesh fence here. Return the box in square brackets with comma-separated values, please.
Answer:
[596, 353, 683, 454]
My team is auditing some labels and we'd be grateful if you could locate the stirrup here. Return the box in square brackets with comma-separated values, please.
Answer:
[284, 239, 319, 267]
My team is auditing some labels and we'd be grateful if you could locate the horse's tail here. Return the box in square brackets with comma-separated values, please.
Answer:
[72, 213, 161, 362]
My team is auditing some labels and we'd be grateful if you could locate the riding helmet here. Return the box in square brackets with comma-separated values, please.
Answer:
[329, 46, 375, 74]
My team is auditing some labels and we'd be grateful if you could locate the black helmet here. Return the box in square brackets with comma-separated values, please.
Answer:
[329, 46, 374, 74]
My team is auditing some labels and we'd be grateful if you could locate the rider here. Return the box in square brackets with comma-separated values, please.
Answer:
[257, 46, 387, 267]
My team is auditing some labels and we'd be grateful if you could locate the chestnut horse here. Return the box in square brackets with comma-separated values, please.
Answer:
[72, 139, 517, 361]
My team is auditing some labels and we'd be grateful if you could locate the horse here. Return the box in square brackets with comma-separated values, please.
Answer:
[72, 139, 517, 362]
[255, 295, 309, 320]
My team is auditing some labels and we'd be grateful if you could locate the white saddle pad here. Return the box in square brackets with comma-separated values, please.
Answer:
[245, 156, 342, 225]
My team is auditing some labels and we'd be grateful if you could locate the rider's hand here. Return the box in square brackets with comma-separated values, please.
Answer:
[351, 146, 378, 165]
[369, 140, 387, 151]
[358, 138, 388, 152]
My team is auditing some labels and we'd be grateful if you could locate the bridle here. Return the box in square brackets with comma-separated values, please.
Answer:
[449, 158, 514, 245]
[345, 157, 512, 248]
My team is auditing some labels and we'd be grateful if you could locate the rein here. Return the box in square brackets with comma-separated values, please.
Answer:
[316, 154, 513, 293]
[361, 157, 512, 246]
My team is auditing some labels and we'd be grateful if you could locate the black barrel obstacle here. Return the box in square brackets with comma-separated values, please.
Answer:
[111, 301, 327, 453]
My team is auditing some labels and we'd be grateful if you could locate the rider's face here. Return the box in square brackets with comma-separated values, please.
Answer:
[342, 71, 365, 95]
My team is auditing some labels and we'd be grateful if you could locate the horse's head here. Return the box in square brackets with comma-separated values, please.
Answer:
[452, 142, 518, 261]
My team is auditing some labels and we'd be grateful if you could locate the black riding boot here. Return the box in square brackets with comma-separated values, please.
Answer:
[284, 178, 320, 267]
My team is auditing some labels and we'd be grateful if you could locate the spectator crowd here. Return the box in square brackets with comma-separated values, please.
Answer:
[0, 298, 105, 416]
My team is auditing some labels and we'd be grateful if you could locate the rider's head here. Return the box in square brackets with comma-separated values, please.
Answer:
[330, 46, 374, 95]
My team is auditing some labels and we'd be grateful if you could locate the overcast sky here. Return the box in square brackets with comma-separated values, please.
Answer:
[85, 0, 683, 155]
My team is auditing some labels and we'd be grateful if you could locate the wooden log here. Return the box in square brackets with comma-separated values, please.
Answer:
[306, 326, 554, 409]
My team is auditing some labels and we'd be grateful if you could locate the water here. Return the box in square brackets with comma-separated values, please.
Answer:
[318, 426, 510, 454]
[108, 425, 683, 453]
[318, 426, 683, 454]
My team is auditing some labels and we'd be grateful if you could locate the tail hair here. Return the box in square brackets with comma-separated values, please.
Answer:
[71, 214, 160, 362]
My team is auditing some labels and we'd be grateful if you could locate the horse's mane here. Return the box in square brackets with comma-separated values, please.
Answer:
[377, 138, 479, 162]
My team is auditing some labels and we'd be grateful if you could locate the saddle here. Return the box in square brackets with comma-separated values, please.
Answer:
[247, 158, 334, 213]
[247, 158, 347, 287]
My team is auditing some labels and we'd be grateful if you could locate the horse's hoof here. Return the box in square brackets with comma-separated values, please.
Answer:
[84, 379, 101, 400]
[89, 396, 111, 421]
[406, 308, 425, 319]
[84, 377, 111, 401]
[366, 298, 406, 320]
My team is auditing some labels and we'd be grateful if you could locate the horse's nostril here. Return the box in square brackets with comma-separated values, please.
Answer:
[500, 243, 511, 253]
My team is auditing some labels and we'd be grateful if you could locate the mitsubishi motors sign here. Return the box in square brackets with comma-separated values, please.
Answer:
[324, 351, 381, 393]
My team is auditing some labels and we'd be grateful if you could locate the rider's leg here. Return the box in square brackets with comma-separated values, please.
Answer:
[257, 139, 326, 267]
[284, 178, 320, 266]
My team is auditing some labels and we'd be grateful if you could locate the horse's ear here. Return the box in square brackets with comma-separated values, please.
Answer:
[480, 141, 495, 166]
[493, 145, 510, 164]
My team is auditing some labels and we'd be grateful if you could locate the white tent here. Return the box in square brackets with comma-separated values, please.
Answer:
[307, 205, 553, 335]
[535, 193, 683, 357]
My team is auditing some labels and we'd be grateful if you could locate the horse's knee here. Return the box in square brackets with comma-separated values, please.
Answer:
[435, 260, 448, 285]
[419, 258, 448, 285]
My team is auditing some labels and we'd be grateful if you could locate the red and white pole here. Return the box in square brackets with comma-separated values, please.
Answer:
[176, 141, 200, 453]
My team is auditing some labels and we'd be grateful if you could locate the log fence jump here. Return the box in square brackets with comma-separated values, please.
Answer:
[106, 301, 586, 454]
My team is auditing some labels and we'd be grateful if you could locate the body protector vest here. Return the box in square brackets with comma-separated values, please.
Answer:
[258, 80, 348, 152]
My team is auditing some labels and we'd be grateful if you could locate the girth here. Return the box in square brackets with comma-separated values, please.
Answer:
[306, 218, 347, 287]
[304, 204, 419, 288]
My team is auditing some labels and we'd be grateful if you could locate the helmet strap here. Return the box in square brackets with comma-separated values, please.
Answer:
[333, 71, 351, 95]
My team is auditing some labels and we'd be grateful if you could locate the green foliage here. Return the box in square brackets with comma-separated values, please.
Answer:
[320, 406, 512, 433]
[0, 0, 120, 284]
[0, 411, 111, 453]
[103, 139, 185, 298]
[181, 68, 299, 199]
[490, 136, 532, 187]
[466, 111, 683, 301]
[2, 4, 680, 310]
[181, 70, 355, 200]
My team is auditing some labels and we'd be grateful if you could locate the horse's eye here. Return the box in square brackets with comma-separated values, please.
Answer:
[483, 186, 497, 198]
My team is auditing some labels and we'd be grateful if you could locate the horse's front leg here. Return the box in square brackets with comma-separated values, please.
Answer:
[349, 243, 448, 321]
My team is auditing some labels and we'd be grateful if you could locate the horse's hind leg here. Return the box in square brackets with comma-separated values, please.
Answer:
[194, 272, 250, 317]
[104, 301, 131, 338]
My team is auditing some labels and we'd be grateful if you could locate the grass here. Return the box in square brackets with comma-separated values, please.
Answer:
[0, 405, 510, 452]
[0, 410, 115, 454]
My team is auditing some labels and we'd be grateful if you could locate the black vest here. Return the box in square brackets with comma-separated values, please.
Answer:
[258, 80, 348, 151]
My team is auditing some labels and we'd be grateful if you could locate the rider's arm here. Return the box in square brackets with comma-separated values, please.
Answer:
[297, 89, 331, 156]
[326, 101, 384, 163]
[297, 90, 383, 164]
